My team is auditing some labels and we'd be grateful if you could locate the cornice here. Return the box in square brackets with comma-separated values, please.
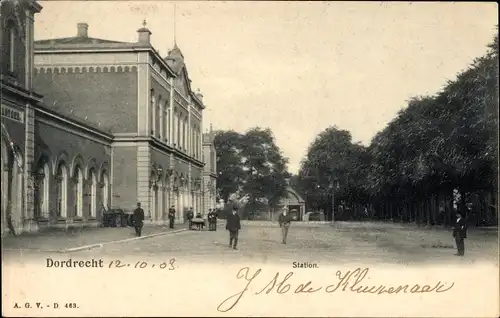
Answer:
[0, 78, 43, 103]
[34, 65, 137, 75]
[35, 106, 114, 142]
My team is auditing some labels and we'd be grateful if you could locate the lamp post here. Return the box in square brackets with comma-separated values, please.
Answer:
[330, 177, 339, 226]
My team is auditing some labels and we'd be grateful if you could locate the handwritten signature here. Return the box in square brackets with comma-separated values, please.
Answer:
[217, 267, 455, 312]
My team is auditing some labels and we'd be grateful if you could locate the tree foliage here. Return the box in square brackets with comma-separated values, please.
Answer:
[298, 32, 499, 225]
[214, 127, 290, 213]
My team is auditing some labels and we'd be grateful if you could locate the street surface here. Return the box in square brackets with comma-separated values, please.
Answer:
[3, 222, 498, 317]
[3, 221, 498, 266]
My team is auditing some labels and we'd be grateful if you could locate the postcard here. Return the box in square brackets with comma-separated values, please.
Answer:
[1, 1, 499, 317]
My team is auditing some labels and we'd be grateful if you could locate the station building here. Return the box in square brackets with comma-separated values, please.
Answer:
[1, 0, 216, 235]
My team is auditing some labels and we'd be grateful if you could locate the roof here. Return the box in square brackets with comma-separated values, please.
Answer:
[35, 37, 131, 45]
[285, 186, 305, 203]
[164, 43, 186, 74]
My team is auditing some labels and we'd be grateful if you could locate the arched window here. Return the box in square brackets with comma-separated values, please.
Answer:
[164, 100, 169, 142]
[192, 129, 195, 157]
[158, 97, 163, 139]
[42, 164, 50, 216]
[56, 163, 68, 218]
[34, 162, 50, 218]
[150, 94, 156, 135]
[176, 110, 180, 147]
[5, 20, 17, 73]
[182, 117, 186, 150]
[172, 109, 177, 145]
[89, 169, 97, 218]
[74, 166, 83, 217]
[102, 173, 109, 208]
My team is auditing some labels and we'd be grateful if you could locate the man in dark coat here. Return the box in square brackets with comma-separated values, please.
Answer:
[207, 209, 214, 231]
[187, 209, 194, 229]
[278, 206, 293, 244]
[168, 205, 176, 229]
[453, 210, 467, 256]
[212, 209, 218, 231]
[133, 202, 145, 237]
[226, 206, 241, 250]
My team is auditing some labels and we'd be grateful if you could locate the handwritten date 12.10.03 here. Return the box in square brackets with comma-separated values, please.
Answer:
[108, 259, 176, 270]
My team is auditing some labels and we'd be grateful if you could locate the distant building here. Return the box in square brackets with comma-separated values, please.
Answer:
[276, 183, 306, 221]
[33, 21, 208, 225]
[202, 127, 217, 213]
[1, 4, 214, 235]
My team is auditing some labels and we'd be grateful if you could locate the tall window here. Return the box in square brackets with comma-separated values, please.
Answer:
[177, 112, 181, 147]
[42, 164, 50, 216]
[195, 131, 199, 159]
[9, 26, 15, 72]
[192, 126, 196, 156]
[4, 21, 17, 73]
[90, 169, 97, 218]
[35, 163, 50, 218]
[150, 94, 156, 135]
[74, 166, 83, 217]
[102, 173, 109, 208]
[173, 110, 178, 146]
[164, 101, 169, 142]
[182, 118, 186, 150]
[157, 97, 162, 139]
[56, 163, 68, 218]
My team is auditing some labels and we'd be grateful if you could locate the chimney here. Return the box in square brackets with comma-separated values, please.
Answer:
[137, 20, 151, 45]
[77, 23, 88, 37]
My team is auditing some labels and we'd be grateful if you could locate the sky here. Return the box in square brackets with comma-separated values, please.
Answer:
[34, 1, 498, 173]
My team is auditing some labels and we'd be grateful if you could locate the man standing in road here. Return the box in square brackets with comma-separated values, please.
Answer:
[207, 209, 214, 231]
[168, 205, 176, 229]
[133, 202, 145, 237]
[187, 208, 194, 229]
[279, 206, 293, 244]
[453, 210, 467, 256]
[212, 208, 218, 231]
[226, 206, 241, 250]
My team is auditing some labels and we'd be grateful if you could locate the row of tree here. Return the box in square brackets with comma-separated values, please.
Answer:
[295, 33, 498, 226]
[213, 127, 290, 218]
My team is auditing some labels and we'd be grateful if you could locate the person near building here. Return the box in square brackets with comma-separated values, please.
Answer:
[168, 205, 176, 229]
[212, 209, 218, 231]
[453, 210, 467, 256]
[226, 206, 241, 250]
[207, 209, 213, 231]
[278, 206, 293, 244]
[133, 202, 145, 237]
[187, 209, 194, 230]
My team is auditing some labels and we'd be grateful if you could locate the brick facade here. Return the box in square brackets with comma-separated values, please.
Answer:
[2, 8, 215, 234]
[33, 67, 138, 133]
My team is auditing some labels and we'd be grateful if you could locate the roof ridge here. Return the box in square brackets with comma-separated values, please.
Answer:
[35, 36, 134, 45]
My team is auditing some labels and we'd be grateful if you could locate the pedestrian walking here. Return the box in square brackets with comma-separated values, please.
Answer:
[278, 206, 293, 244]
[207, 209, 214, 231]
[187, 209, 194, 229]
[133, 202, 145, 237]
[453, 210, 467, 256]
[226, 206, 241, 250]
[212, 209, 218, 231]
[168, 205, 176, 229]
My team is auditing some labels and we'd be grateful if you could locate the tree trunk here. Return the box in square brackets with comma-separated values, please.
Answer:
[426, 196, 431, 226]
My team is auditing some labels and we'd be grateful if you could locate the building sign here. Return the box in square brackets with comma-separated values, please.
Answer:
[1, 105, 24, 123]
